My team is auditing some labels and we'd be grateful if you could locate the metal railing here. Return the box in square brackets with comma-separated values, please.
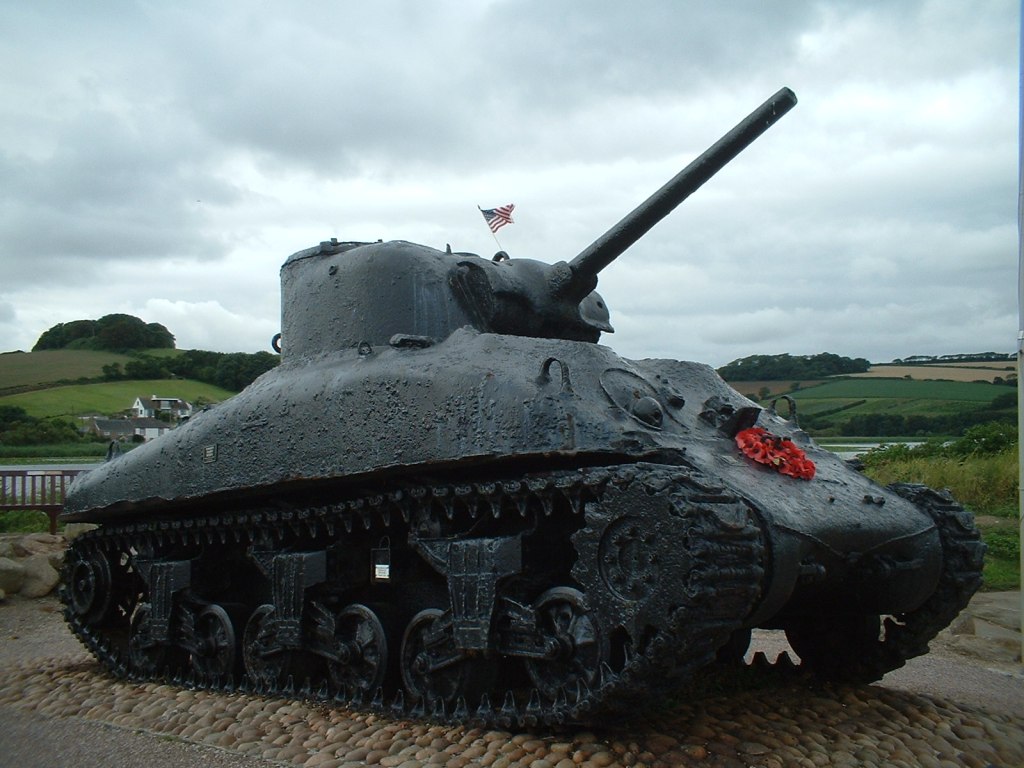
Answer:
[0, 469, 88, 535]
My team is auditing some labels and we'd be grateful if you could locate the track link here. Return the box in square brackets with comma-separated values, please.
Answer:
[61, 464, 768, 728]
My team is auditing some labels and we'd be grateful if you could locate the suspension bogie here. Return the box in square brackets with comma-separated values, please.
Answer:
[70, 463, 934, 727]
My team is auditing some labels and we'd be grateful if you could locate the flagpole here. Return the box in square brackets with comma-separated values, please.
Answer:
[478, 205, 506, 251]
[1016, 0, 1023, 665]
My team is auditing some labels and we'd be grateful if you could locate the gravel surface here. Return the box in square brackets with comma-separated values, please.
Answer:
[1, 595, 1022, 768]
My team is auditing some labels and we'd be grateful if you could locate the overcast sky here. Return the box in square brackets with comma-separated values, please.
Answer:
[0, 1, 1018, 368]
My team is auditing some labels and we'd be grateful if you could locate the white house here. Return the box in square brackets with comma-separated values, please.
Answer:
[132, 395, 193, 421]
[88, 417, 171, 442]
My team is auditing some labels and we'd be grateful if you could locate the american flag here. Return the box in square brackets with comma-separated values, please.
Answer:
[480, 203, 515, 233]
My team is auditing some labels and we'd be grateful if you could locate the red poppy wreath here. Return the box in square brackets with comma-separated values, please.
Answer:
[735, 426, 816, 480]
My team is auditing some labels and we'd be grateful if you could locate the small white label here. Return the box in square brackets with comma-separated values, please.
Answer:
[374, 563, 390, 580]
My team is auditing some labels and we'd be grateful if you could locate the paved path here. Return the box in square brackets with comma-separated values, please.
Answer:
[0, 707, 281, 768]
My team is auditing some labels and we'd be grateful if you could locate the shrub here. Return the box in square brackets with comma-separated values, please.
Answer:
[985, 530, 1021, 561]
[0, 510, 51, 533]
[948, 421, 1018, 457]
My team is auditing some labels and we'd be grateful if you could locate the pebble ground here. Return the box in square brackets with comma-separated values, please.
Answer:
[1, 652, 1021, 768]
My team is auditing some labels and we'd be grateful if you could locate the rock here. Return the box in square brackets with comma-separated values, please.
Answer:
[12, 533, 65, 558]
[64, 523, 98, 540]
[20, 554, 60, 598]
[47, 550, 66, 571]
[0, 557, 26, 594]
[644, 734, 679, 754]
[949, 613, 975, 636]
[0, 587, 6, 601]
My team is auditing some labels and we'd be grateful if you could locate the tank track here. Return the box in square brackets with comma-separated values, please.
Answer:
[60, 464, 766, 728]
[786, 482, 986, 683]
[875, 483, 987, 669]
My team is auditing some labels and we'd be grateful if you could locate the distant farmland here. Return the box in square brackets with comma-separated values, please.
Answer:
[781, 376, 1015, 438]
[712, 368, 1016, 438]
[791, 378, 1004, 403]
[847, 364, 1015, 383]
[789, 378, 1007, 421]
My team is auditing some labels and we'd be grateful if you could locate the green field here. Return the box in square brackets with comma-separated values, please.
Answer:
[0, 349, 135, 392]
[0, 379, 236, 418]
[0, 348, 233, 418]
[788, 378, 1009, 422]
[791, 378, 1004, 402]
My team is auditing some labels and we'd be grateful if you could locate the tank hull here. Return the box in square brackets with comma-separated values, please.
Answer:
[59, 331, 983, 726]
[64, 328, 941, 615]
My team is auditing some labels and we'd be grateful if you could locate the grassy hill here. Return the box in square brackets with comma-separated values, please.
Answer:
[790, 378, 1006, 418]
[0, 349, 138, 394]
[781, 378, 1014, 437]
[729, 361, 1016, 398]
[0, 379, 236, 419]
[0, 348, 233, 419]
[793, 377, 1004, 404]
[724, 361, 1016, 439]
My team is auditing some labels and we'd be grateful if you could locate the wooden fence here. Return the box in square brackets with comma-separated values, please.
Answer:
[0, 469, 88, 535]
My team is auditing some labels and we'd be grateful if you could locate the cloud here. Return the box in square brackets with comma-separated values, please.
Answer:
[0, 0, 1017, 369]
[140, 299, 280, 354]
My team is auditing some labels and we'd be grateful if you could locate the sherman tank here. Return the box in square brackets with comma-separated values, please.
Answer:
[60, 87, 985, 728]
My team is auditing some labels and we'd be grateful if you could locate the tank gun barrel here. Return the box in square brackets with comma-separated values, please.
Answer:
[562, 87, 797, 300]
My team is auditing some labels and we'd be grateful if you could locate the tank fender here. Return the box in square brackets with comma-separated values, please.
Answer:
[746, 523, 803, 625]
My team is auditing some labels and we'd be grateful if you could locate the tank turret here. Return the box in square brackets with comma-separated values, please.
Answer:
[59, 87, 983, 730]
[281, 88, 796, 357]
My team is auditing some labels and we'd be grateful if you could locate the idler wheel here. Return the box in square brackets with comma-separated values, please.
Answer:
[400, 608, 493, 705]
[524, 587, 608, 700]
[327, 603, 388, 697]
[67, 548, 114, 626]
[190, 603, 239, 679]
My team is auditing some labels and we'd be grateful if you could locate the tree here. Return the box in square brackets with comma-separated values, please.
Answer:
[0, 405, 30, 430]
[169, 349, 222, 382]
[0, 412, 85, 446]
[101, 362, 124, 380]
[124, 355, 170, 379]
[33, 319, 98, 350]
[96, 314, 150, 351]
[32, 314, 175, 352]
[145, 322, 175, 348]
[212, 352, 278, 391]
[717, 352, 871, 381]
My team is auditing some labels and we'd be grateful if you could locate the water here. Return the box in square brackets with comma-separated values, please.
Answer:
[819, 441, 924, 460]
